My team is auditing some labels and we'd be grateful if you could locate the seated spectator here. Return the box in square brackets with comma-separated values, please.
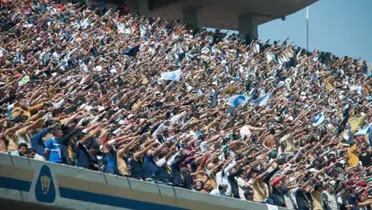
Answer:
[210, 184, 228, 197]
[9, 143, 28, 157]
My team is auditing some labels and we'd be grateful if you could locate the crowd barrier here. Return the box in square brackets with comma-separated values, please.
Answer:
[0, 153, 286, 210]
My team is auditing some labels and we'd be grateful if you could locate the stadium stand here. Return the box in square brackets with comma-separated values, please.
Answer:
[0, 0, 372, 209]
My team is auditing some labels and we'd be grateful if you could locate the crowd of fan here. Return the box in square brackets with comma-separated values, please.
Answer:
[1, 1, 372, 210]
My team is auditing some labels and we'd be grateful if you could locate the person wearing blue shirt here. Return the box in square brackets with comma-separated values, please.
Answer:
[102, 142, 119, 175]
[75, 130, 100, 170]
[44, 128, 63, 163]
[31, 126, 53, 156]
[144, 142, 165, 179]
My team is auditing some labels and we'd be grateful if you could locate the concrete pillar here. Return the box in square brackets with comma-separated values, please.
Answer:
[138, 0, 149, 16]
[238, 14, 258, 38]
[182, 7, 203, 28]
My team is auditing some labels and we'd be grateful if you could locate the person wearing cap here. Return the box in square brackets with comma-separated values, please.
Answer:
[268, 176, 288, 207]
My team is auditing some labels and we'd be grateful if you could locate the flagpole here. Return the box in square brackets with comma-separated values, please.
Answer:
[306, 6, 309, 51]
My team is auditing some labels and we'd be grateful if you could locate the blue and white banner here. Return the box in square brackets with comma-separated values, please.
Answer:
[355, 123, 372, 136]
[313, 112, 325, 126]
[161, 70, 181, 82]
[250, 93, 271, 106]
[227, 94, 250, 107]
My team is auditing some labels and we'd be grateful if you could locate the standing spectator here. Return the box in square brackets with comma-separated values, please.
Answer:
[75, 130, 100, 170]
[295, 177, 314, 210]
[44, 127, 63, 163]
[311, 182, 325, 210]
[358, 144, 371, 167]
[102, 141, 119, 175]
[252, 171, 269, 203]
[322, 183, 338, 210]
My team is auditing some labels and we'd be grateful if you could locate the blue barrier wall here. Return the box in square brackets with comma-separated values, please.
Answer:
[0, 153, 285, 210]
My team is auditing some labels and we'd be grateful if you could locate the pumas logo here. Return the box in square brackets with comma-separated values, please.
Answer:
[35, 165, 56, 203]
[40, 175, 51, 194]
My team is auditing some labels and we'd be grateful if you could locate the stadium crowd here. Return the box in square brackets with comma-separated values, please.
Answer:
[1, 0, 372, 209]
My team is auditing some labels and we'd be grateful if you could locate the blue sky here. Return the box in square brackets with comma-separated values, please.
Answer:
[259, 0, 372, 61]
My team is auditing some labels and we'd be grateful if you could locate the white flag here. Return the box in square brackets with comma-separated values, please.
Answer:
[161, 70, 182, 82]
[355, 123, 372, 136]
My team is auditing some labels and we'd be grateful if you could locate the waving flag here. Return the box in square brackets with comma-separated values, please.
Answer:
[227, 94, 250, 107]
[161, 70, 181, 82]
[250, 93, 271, 106]
[348, 115, 368, 132]
[354, 123, 372, 145]
[313, 112, 325, 126]
[326, 77, 334, 90]
[355, 123, 372, 136]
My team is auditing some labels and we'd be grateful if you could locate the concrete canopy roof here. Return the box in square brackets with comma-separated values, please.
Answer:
[149, 0, 317, 30]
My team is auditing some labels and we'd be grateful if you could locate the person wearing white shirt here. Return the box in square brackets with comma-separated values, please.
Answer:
[152, 121, 170, 137]
[210, 184, 228, 197]
[236, 171, 252, 200]
[322, 184, 338, 210]
[216, 157, 236, 197]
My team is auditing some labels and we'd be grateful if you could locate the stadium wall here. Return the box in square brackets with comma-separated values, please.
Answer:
[0, 153, 286, 210]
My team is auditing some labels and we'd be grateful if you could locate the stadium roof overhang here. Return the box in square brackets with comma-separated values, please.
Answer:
[148, 0, 318, 30]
